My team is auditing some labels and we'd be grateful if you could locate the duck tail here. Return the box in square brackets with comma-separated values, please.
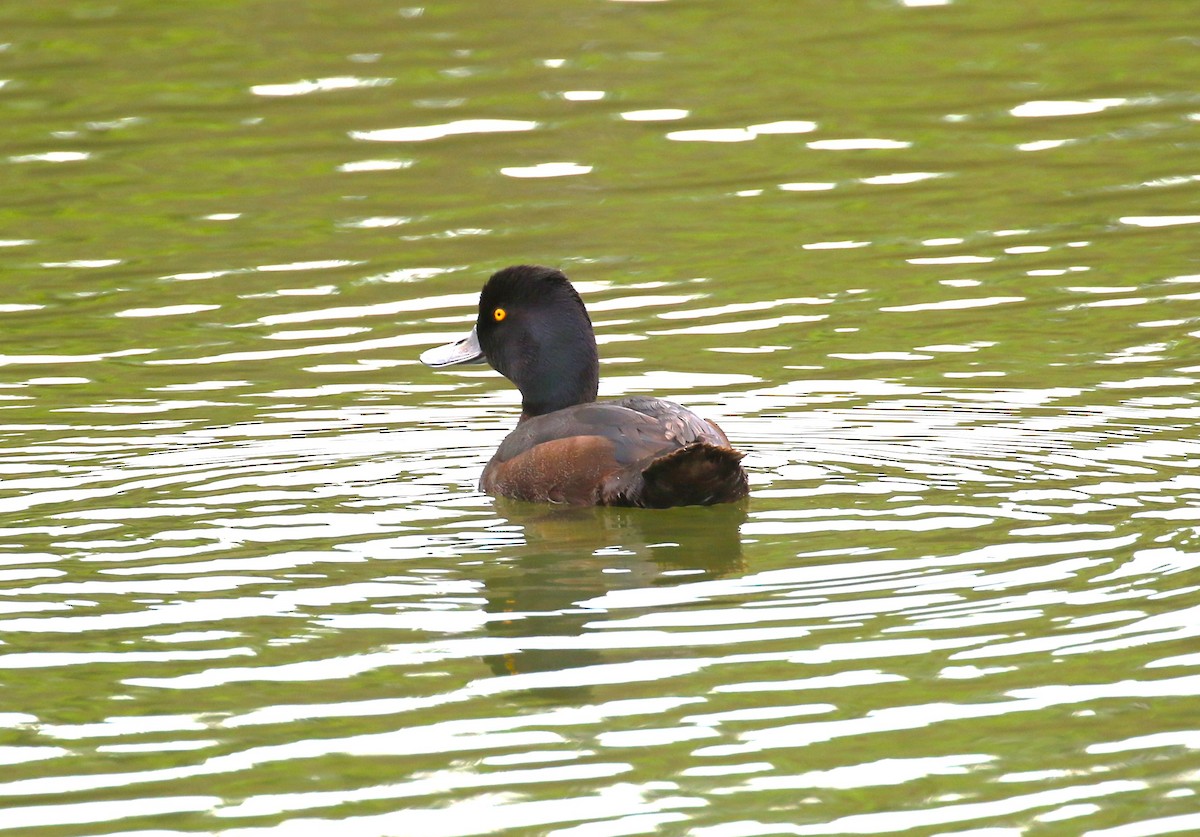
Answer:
[603, 443, 749, 508]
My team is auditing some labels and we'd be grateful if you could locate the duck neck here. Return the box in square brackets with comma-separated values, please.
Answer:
[519, 378, 598, 420]
[517, 347, 599, 420]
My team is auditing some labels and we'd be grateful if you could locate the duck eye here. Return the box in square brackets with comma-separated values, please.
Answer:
[493, 307, 507, 322]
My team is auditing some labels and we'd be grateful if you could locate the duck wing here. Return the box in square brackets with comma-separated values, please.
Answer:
[613, 396, 732, 449]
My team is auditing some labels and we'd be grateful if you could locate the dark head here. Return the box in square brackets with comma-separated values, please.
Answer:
[421, 265, 600, 417]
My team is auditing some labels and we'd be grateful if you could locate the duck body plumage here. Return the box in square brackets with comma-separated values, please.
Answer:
[421, 265, 749, 508]
[483, 396, 746, 507]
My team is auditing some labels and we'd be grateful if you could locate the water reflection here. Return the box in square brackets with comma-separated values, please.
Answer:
[482, 501, 746, 689]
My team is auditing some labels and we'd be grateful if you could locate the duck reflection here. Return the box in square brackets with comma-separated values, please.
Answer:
[480, 499, 747, 692]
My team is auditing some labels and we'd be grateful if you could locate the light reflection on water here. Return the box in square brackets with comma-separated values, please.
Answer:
[4, 369, 1199, 832]
[2, 0, 1200, 834]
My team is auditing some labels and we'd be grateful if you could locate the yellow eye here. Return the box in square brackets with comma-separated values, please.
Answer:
[493, 307, 507, 322]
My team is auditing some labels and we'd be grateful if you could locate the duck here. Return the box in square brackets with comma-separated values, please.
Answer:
[420, 265, 749, 508]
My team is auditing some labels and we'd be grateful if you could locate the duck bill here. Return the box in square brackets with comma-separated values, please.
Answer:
[420, 326, 487, 368]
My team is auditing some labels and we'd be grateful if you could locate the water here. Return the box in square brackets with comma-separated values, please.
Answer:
[2, 0, 1200, 834]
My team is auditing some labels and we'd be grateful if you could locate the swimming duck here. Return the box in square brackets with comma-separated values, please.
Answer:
[421, 265, 749, 508]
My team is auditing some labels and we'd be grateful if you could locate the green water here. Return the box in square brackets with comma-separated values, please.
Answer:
[2, 0, 1200, 834]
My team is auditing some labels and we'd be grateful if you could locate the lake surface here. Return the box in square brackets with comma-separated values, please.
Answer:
[2, 0, 1200, 834]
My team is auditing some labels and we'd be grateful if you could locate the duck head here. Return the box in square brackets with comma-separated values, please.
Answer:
[421, 265, 600, 417]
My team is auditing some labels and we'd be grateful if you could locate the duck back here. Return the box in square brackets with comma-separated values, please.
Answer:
[481, 396, 748, 508]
